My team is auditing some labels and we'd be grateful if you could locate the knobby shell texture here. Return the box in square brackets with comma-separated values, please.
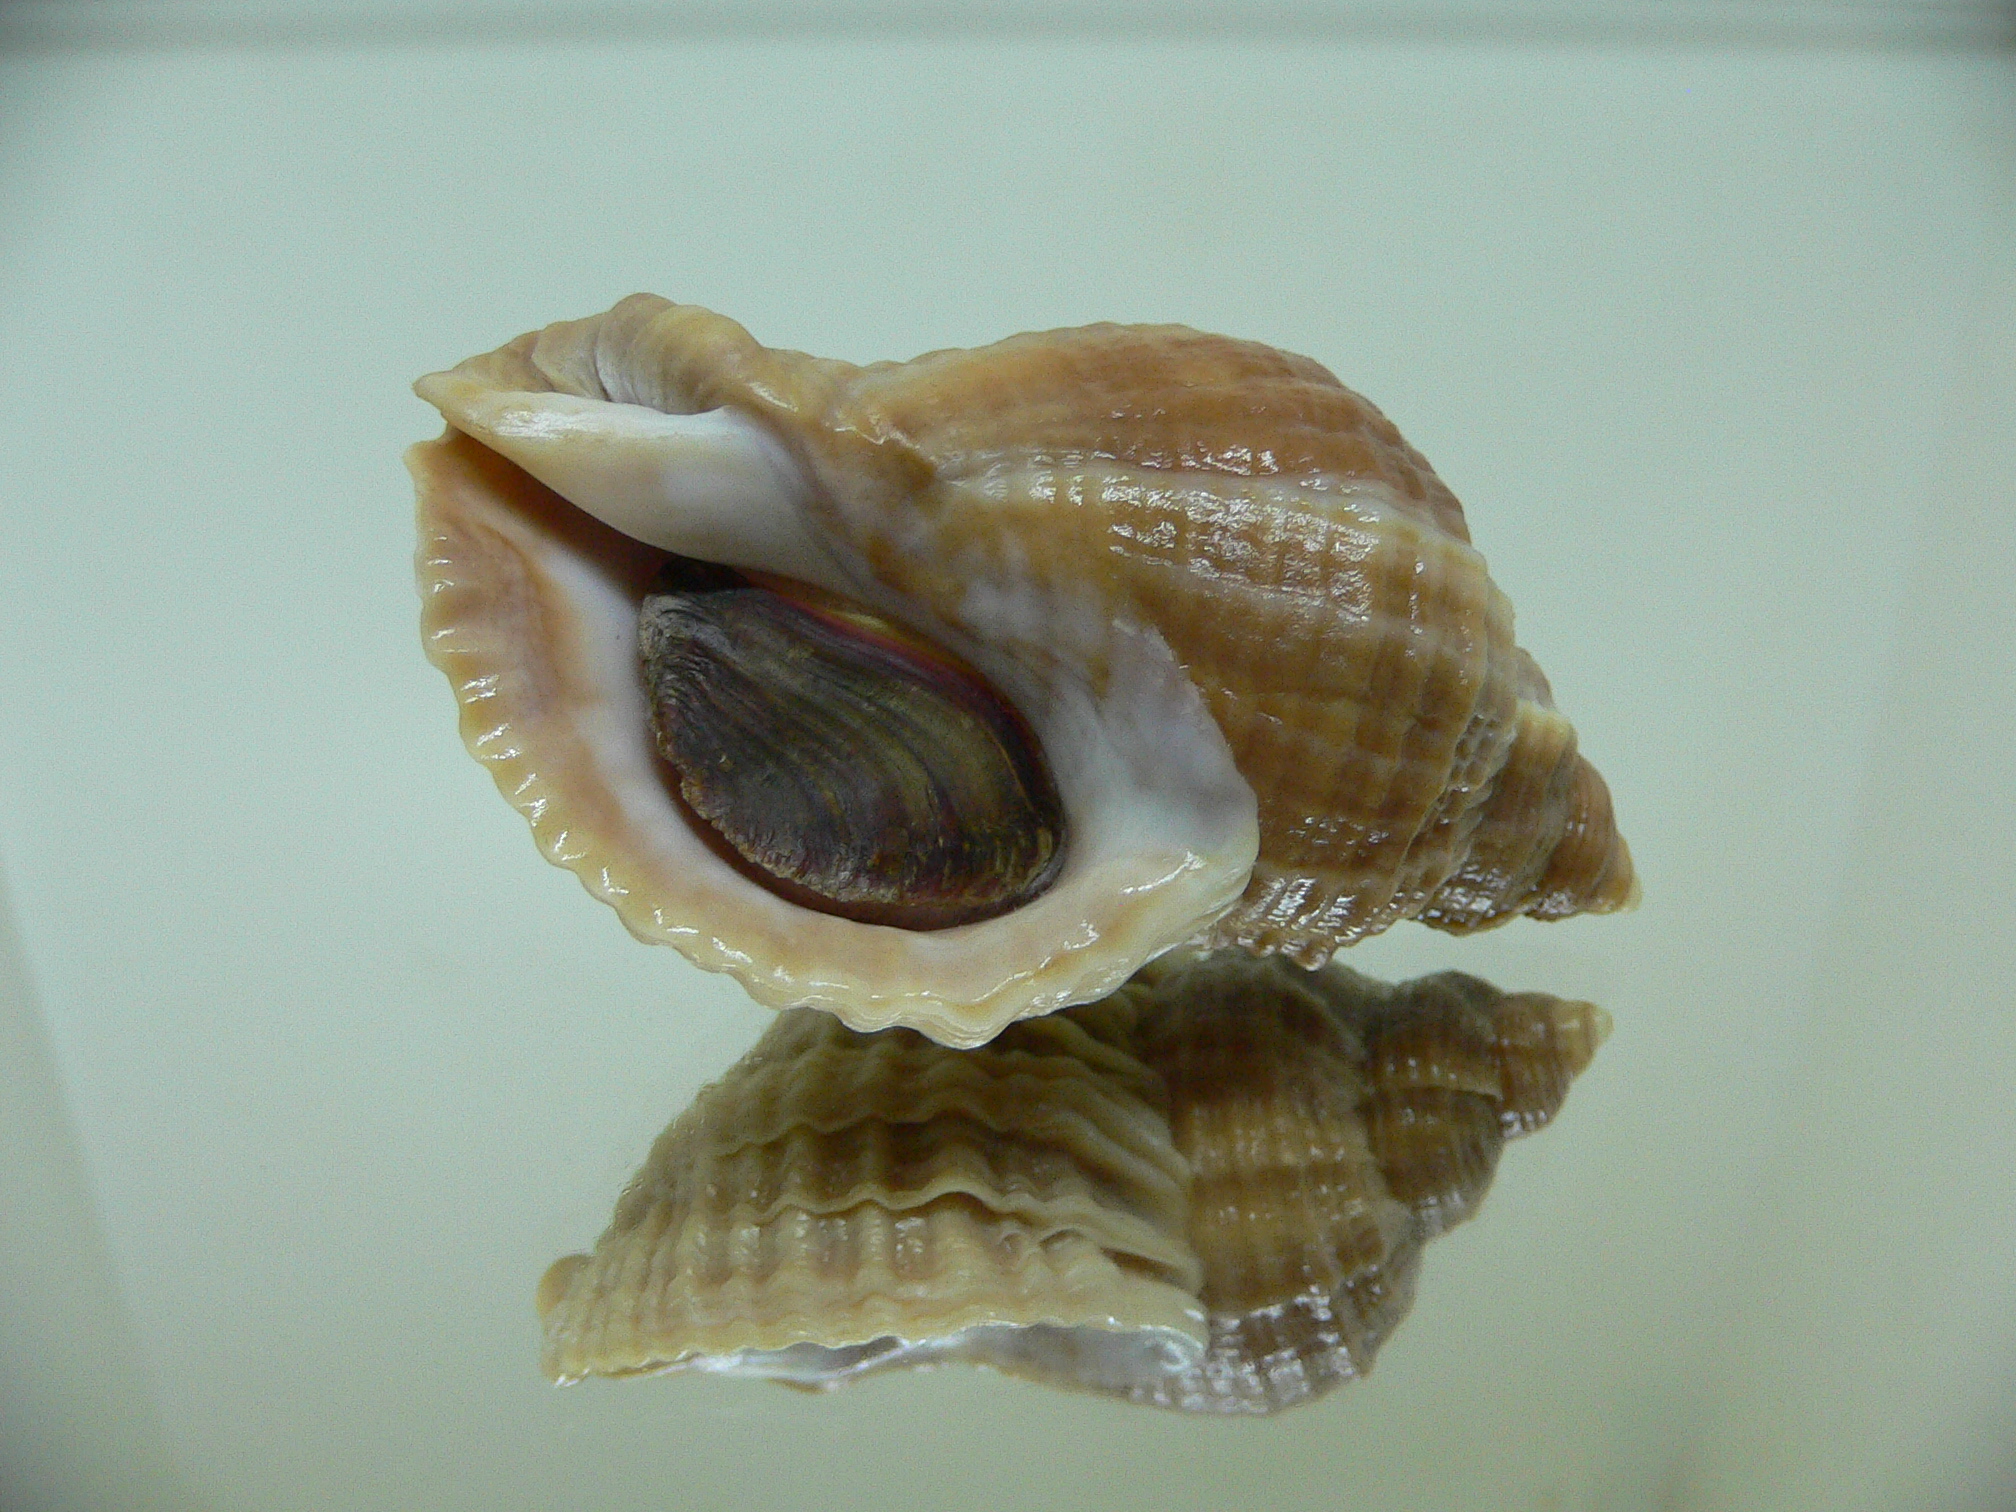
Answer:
[413, 297, 1636, 1044]
[537, 951, 1609, 1413]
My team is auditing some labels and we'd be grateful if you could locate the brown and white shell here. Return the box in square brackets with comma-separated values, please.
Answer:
[413, 297, 1635, 1044]
[535, 950, 1609, 1413]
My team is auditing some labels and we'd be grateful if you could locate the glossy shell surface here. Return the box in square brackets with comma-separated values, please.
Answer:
[536, 951, 1608, 1412]
[413, 297, 1635, 1043]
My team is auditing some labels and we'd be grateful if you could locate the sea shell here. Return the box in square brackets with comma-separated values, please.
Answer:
[536, 950, 1609, 1413]
[413, 297, 1635, 1044]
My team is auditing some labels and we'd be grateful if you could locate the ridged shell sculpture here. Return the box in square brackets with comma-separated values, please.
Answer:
[536, 951, 1609, 1413]
[411, 298, 1635, 1045]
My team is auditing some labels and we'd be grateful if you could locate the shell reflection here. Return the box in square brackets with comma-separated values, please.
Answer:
[537, 951, 1607, 1413]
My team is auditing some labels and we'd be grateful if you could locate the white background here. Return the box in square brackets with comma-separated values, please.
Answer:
[2, 5, 2012, 1510]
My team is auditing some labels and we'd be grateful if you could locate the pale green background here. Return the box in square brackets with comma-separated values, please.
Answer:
[2, 5, 2013, 1510]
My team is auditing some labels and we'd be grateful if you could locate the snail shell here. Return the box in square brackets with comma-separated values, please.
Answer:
[413, 298, 1636, 1044]
[535, 951, 1608, 1412]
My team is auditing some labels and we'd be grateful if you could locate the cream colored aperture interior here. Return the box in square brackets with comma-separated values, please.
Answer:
[409, 407, 1258, 1047]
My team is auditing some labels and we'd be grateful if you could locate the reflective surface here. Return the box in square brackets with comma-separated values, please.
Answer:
[1, 18, 2012, 1512]
[536, 954, 1607, 1412]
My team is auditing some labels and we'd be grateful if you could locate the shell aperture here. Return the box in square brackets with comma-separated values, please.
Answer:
[412, 297, 1635, 1043]
[535, 950, 1609, 1413]
[639, 557, 1065, 930]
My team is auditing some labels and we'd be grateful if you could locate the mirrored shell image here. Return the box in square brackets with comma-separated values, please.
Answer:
[536, 951, 1609, 1414]
[410, 299, 1636, 1046]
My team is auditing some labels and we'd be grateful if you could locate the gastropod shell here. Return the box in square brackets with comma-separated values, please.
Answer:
[413, 299, 1634, 1044]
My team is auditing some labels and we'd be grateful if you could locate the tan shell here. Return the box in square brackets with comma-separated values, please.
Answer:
[413, 297, 1635, 1044]
[536, 950, 1608, 1412]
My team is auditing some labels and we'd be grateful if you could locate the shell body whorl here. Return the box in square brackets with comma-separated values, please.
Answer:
[414, 297, 1634, 1042]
